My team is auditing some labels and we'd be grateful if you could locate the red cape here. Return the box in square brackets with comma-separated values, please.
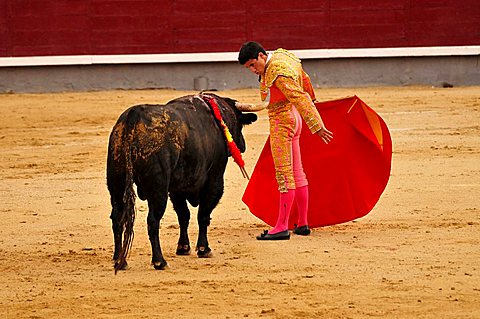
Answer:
[242, 96, 392, 228]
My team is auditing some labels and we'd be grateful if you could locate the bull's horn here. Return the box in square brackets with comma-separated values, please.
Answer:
[235, 102, 266, 112]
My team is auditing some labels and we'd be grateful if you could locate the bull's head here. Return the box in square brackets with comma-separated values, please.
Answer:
[220, 97, 257, 153]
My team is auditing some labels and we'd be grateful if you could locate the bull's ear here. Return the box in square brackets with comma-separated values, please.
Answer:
[240, 113, 257, 125]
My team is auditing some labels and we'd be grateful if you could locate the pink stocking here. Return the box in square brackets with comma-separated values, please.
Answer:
[269, 189, 295, 234]
[295, 185, 309, 227]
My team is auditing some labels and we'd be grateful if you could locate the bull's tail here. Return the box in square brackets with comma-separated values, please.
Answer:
[114, 108, 139, 274]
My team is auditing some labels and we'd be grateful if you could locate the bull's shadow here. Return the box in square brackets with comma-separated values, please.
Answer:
[106, 93, 257, 273]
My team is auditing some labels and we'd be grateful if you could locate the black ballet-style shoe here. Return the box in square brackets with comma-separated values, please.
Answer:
[293, 224, 311, 236]
[256, 230, 290, 241]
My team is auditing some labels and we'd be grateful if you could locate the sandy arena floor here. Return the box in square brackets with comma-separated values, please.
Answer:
[0, 86, 479, 318]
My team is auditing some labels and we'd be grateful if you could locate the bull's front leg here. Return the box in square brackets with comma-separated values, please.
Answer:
[196, 210, 212, 258]
[196, 182, 223, 258]
[170, 193, 191, 255]
[147, 196, 168, 270]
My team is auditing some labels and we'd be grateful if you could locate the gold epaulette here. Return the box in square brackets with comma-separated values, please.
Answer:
[264, 49, 302, 87]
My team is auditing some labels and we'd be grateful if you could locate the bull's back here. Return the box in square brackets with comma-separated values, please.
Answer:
[107, 101, 226, 191]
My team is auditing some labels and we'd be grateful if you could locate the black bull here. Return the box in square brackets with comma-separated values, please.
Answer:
[106, 93, 257, 272]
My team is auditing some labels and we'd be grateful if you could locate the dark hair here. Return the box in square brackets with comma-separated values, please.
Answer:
[238, 41, 267, 65]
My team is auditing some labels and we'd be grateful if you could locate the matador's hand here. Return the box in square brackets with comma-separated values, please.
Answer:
[317, 127, 333, 144]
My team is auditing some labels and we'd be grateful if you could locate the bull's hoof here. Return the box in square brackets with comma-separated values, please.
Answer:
[153, 260, 168, 270]
[176, 244, 191, 256]
[197, 246, 213, 258]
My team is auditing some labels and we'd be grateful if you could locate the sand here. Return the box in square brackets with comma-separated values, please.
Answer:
[0, 86, 479, 318]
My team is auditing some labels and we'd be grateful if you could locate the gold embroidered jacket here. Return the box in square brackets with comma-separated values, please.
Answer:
[260, 48, 322, 134]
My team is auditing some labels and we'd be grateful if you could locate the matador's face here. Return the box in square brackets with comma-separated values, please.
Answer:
[243, 52, 268, 76]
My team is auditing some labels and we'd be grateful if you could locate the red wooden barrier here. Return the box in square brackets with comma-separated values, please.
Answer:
[0, 0, 479, 57]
